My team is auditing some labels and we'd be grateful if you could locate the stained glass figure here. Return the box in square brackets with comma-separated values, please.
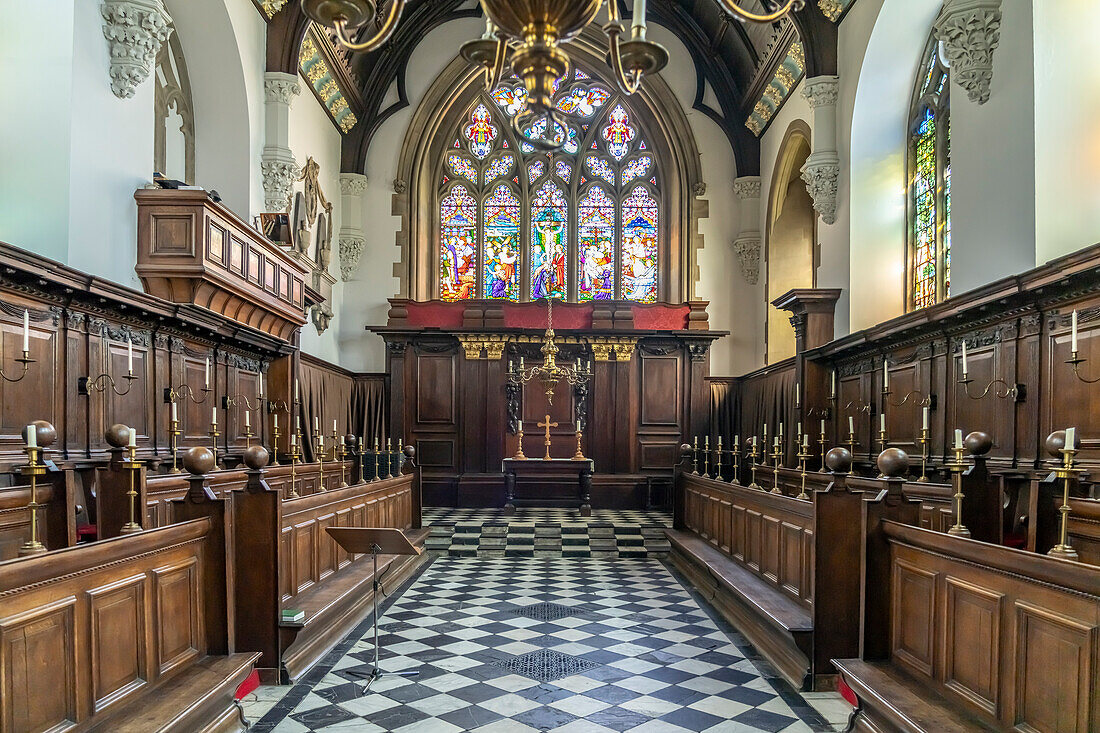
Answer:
[527, 160, 545, 182]
[483, 185, 521, 300]
[530, 182, 568, 299]
[439, 185, 478, 300]
[620, 187, 658, 302]
[584, 156, 615, 185]
[555, 160, 572, 183]
[464, 103, 497, 159]
[447, 153, 477, 182]
[621, 155, 652, 185]
[491, 85, 527, 116]
[578, 187, 616, 301]
[602, 104, 635, 160]
[943, 118, 951, 298]
[485, 153, 515, 183]
[912, 108, 937, 310]
[556, 85, 611, 118]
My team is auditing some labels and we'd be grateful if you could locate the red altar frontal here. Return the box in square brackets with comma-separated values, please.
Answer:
[371, 298, 724, 509]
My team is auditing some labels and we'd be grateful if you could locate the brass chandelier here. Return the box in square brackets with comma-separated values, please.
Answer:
[301, 0, 804, 150]
[509, 297, 591, 404]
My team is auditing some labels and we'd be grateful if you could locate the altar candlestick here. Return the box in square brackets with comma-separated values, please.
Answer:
[922, 406, 929, 430]
[22, 309, 29, 352]
[127, 338, 133, 375]
[1071, 309, 1079, 353]
[25, 424, 35, 448]
[954, 428, 963, 450]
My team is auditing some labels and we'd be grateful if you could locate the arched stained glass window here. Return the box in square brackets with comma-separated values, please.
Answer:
[907, 34, 951, 311]
[436, 67, 663, 302]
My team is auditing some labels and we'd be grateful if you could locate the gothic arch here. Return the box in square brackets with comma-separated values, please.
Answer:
[392, 29, 705, 303]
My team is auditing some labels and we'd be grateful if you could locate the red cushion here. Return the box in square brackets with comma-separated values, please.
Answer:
[76, 524, 97, 538]
[837, 675, 858, 707]
[632, 304, 690, 331]
[404, 302, 465, 329]
[502, 301, 593, 329]
[235, 669, 260, 700]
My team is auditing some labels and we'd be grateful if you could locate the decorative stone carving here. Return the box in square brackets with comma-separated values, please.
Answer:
[101, 0, 173, 99]
[260, 156, 299, 213]
[392, 178, 407, 194]
[733, 177, 761, 200]
[934, 0, 1002, 105]
[340, 173, 368, 196]
[339, 235, 365, 282]
[801, 76, 840, 109]
[261, 0, 290, 18]
[732, 238, 761, 285]
[264, 74, 300, 105]
[800, 152, 840, 225]
[692, 181, 707, 197]
[311, 304, 333, 335]
[818, 0, 843, 21]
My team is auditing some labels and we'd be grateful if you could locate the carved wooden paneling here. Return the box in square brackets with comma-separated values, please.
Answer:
[1014, 602, 1097, 733]
[294, 520, 317, 595]
[0, 597, 77, 733]
[780, 521, 804, 598]
[639, 355, 680, 426]
[891, 559, 937, 676]
[942, 578, 1002, 714]
[151, 557, 201, 676]
[88, 574, 148, 712]
[415, 353, 456, 425]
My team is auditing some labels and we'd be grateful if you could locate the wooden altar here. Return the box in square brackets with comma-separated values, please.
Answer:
[503, 458, 594, 515]
[372, 298, 724, 509]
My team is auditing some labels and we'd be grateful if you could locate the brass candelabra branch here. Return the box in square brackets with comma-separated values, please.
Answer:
[0, 350, 34, 383]
[947, 445, 970, 537]
[1065, 351, 1100, 384]
[881, 387, 932, 408]
[166, 384, 212, 404]
[1049, 444, 1081, 561]
[79, 371, 138, 396]
[957, 376, 1024, 401]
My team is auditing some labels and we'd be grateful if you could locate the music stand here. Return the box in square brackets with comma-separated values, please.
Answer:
[326, 527, 423, 692]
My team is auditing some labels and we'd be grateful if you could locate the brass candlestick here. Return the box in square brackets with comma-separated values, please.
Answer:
[515, 422, 527, 460]
[770, 441, 783, 494]
[731, 438, 740, 484]
[288, 435, 301, 498]
[372, 438, 380, 482]
[17, 443, 47, 556]
[703, 436, 710, 478]
[947, 444, 970, 537]
[691, 436, 700, 474]
[242, 423, 255, 448]
[168, 418, 182, 474]
[796, 444, 811, 501]
[358, 438, 366, 484]
[747, 440, 761, 489]
[120, 444, 143, 535]
[846, 431, 858, 473]
[1049, 445, 1081, 561]
[761, 428, 770, 469]
[573, 427, 585, 460]
[818, 430, 828, 473]
[316, 434, 326, 490]
[272, 423, 281, 465]
[715, 437, 723, 480]
[877, 428, 888, 478]
[335, 432, 348, 487]
[384, 438, 393, 479]
[916, 428, 930, 482]
[209, 423, 220, 470]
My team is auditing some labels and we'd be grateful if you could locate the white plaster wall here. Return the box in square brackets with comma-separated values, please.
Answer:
[949, 0, 1035, 293]
[0, 0, 74, 264]
[289, 87, 345, 363]
[1033, 0, 1100, 264]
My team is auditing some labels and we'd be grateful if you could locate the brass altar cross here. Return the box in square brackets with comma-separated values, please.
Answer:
[537, 414, 558, 460]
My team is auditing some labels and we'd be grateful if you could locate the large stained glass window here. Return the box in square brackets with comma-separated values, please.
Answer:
[908, 34, 951, 311]
[436, 67, 663, 302]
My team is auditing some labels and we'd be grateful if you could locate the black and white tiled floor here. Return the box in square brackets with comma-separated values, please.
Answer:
[245, 558, 850, 732]
[423, 508, 673, 558]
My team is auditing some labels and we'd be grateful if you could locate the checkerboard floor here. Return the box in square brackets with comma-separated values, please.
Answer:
[247, 558, 847, 732]
[423, 508, 673, 559]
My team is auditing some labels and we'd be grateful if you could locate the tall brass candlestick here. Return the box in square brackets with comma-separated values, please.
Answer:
[120, 444, 143, 535]
[1049, 443, 1081, 561]
[796, 444, 811, 501]
[770, 440, 783, 494]
[288, 434, 301, 498]
[916, 428, 930, 482]
[242, 423, 254, 449]
[715, 436, 723, 480]
[846, 431, 858, 474]
[947, 444, 970, 537]
[703, 436, 710, 478]
[691, 436, 700, 475]
[747, 439, 761, 489]
[818, 430, 828, 473]
[384, 438, 393, 479]
[169, 418, 182, 474]
[358, 438, 366, 484]
[209, 422, 220, 470]
[876, 428, 888, 478]
[335, 432, 347, 488]
[731, 437, 740, 484]
[372, 438, 380, 482]
[316, 434, 325, 490]
[17, 442, 47, 556]
[272, 424, 281, 465]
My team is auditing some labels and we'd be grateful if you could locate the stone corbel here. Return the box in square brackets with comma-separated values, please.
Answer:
[732, 237, 761, 285]
[934, 0, 1002, 105]
[338, 235, 365, 283]
[338, 173, 368, 281]
[800, 153, 840, 225]
[311, 303, 333, 335]
[101, 0, 173, 99]
[261, 155, 299, 213]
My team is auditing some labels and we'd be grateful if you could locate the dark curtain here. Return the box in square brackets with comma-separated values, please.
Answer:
[709, 378, 740, 446]
[296, 358, 387, 462]
[737, 358, 798, 463]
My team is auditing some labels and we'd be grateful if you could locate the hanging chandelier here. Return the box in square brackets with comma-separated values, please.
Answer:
[301, 0, 804, 150]
[509, 297, 591, 404]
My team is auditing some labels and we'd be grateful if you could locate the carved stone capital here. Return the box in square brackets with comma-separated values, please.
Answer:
[801, 76, 840, 109]
[733, 176, 762, 201]
[338, 235, 365, 282]
[264, 72, 300, 105]
[260, 153, 299, 213]
[800, 152, 840, 225]
[934, 0, 1002, 105]
[732, 237, 761, 285]
[340, 173, 368, 197]
[101, 0, 173, 99]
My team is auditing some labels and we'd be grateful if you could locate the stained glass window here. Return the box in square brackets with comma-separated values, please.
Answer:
[620, 187, 658, 303]
[908, 34, 951, 311]
[483, 185, 521, 300]
[437, 68, 664, 302]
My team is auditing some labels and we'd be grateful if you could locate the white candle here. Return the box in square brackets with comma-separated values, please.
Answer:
[519, 356, 525, 371]
[797, 422, 802, 438]
[1066, 427, 1076, 450]
[22, 309, 29, 352]
[259, 373, 264, 398]
[212, 407, 218, 426]
[333, 419, 337, 434]
[778, 423, 784, 438]
[880, 413, 886, 433]
[830, 370, 836, 398]
[295, 416, 301, 432]
[128, 428, 136, 448]
[245, 410, 250, 428]
[632, 0, 646, 35]
[961, 341, 968, 378]
[274, 413, 278, 430]
[290, 433, 297, 447]
[734, 434, 739, 448]
[820, 419, 826, 435]
[294, 379, 300, 402]
[763, 423, 768, 439]
[922, 406, 929, 430]
[314, 416, 319, 432]
[954, 429, 963, 449]
[24, 424, 36, 448]
[204, 357, 210, 387]
[848, 416, 855, 434]
[795, 384, 800, 406]
[1071, 309, 1079, 353]
[171, 402, 178, 422]
[883, 358, 889, 389]
[127, 337, 133, 374]
[803, 433, 810, 448]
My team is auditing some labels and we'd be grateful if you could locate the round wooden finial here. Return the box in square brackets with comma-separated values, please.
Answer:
[105, 424, 131, 448]
[31, 420, 57, 449]
[877, 448, 910, 478]
[183, 446, 216, 476]
[964, 431, 993, 455]
[345, 434, 357, 448]
[825, 446, 852, 472]
[1045, 429, 1081, 457]
[680, 443, 692, 457]
[403, 444, 415, 459]
[242, 445, 270, 470]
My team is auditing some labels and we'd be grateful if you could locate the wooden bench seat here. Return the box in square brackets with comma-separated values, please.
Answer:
[834, 659, 999, 733]
[666, 529, 812, 689]
[279, 528, 430, 682]
[105, 652, 260, 733]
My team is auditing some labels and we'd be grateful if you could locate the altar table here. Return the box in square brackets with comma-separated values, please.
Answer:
[503, 458, 594, 516]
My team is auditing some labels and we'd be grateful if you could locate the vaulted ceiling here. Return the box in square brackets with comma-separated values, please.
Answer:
[263, 1, 843, 178]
